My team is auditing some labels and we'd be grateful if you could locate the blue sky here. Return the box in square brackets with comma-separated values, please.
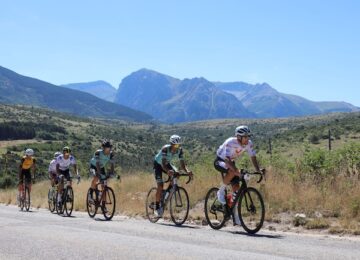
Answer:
[0, 0, 359, 106]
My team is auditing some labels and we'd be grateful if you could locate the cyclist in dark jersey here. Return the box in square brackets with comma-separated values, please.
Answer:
[88, 140, 115, 202]
[153, 135, 193, 217]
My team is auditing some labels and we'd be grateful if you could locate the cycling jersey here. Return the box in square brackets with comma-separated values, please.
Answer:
[90, 149, 114, 168]
[21, 156, 36, 170]
[48, 159, 57, 174]
[154, 144, 184, 165]
[216, 137, 256, 161]
[56, 154, 76, 171]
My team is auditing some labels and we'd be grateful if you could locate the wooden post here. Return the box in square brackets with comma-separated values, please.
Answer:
[328, 129, 332, 151]
[268, 138, 272, 157]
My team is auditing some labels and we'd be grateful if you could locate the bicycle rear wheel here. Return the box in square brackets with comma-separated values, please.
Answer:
[238, 187, 265, 234]
[145, 187, 160, 223]
[48, 188, 56, 213]
[64, 187, 74, 217]
[86, 188, 97, 218]
[169, 187, 189, 226]
[204, 187, 227, 230]
[19, 190, 24, 211]
[24, 186, 30, 212]
[56, 190, 64, 215]
[102, 187, 116, 220]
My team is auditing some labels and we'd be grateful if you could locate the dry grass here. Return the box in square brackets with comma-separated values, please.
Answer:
[1, 166, 359, 234]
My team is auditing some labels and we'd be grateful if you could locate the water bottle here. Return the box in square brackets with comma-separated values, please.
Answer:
[226, 193, 233, 207]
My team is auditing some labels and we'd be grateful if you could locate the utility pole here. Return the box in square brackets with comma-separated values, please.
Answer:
[268, 138, 272, 157]
[328, 129, 332, 151]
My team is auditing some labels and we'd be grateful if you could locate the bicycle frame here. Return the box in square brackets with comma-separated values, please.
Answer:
[222, 170, 263, 222]
[161, 173, 191, 209]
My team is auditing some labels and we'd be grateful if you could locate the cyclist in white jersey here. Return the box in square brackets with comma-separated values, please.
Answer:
[214, 126, 263, 207]
[56, 147, 79, 205]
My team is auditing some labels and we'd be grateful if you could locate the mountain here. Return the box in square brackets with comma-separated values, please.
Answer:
[114, 69, 255, 123]
[0, 66, 152, 122]
[61, 81, 117, 102]
[216, 82, 359, 118]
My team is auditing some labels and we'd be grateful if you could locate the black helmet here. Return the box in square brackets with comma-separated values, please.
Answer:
[63, 146, 71, 153]
[102, 139, 112, 148]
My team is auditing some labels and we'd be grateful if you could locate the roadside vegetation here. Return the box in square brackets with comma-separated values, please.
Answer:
[0, 104, 359, 235]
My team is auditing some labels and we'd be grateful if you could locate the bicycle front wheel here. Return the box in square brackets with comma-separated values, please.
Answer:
[238, 187, 265, 234]
[102, 187, 116, 220]
[56, 190, 64, 215]
[204, 187, 227, 230]
[145, 187, 160, 223]
[86, 188, 97, 218]
[24, 187, 30, 212]
[169, 187, 189, 226]
[48, 188, 56, 213]
[64, 187, 74, 217]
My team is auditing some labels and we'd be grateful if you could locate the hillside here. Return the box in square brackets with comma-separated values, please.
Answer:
[61, 80, 117, 102]
[114, 69, 254, 122]
[0, 66, 152, 122]
[216, 82, 359, 117]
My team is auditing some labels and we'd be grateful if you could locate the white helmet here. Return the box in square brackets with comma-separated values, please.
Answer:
[235, 125, 252, 137]
[169, 135, 182, 144]
[25, 148, 34, 156]
[54, 152, 61, 159]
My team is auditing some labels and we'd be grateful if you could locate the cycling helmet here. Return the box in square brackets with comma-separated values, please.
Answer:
[25, 148, 34, 156]
[169, 135, 182, 145]
[102, 139, 112, 148]
[63, 146, 71, 153]
[54, 152, 61, 159]
[235, 125, 252, 137]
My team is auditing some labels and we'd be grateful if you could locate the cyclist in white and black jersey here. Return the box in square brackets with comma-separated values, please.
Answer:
[214, 125, 263, 205]
[56, 147, 79, 205]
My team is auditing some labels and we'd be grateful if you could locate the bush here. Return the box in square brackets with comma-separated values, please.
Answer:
[308, 134, 320, 144]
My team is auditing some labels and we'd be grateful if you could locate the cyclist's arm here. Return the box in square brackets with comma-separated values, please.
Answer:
[18, 162, 22, 176]
[56, 163, 60, 175]
[110, 151, 115, 174]
[96, 161, 102, 175]
[250, 156, 260, 172]
[161, 158, 173, 173]
[31, 162, 36, 180]
[110, 162, 115, 174]
[73, 164, 78, 176]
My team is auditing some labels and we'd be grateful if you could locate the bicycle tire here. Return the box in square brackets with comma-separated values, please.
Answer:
[204, 187, 227, 230]
[169, 186, 189, 226]
[102, 187, 116, 220]
[238, 187, 265, 234]
[145, 187, 160, 223]
[64, 187, 74, 217]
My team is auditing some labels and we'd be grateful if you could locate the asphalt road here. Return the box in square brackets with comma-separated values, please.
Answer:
[0, 204, 359, 260]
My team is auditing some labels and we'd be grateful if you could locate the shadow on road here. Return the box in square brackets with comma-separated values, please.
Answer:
[94, 218, 112, 222]
[158, 222, 201, 229]
[224, 230, 284, 239]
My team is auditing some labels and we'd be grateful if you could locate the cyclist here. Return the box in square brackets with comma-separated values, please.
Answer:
[214, 126, 263, 210]
[17, 148, 36, 206]
[153, 135, 193, 217]
[56, 146, 79, 206]
[88, 140, 115, 202]
[48, 152, 61, 187]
